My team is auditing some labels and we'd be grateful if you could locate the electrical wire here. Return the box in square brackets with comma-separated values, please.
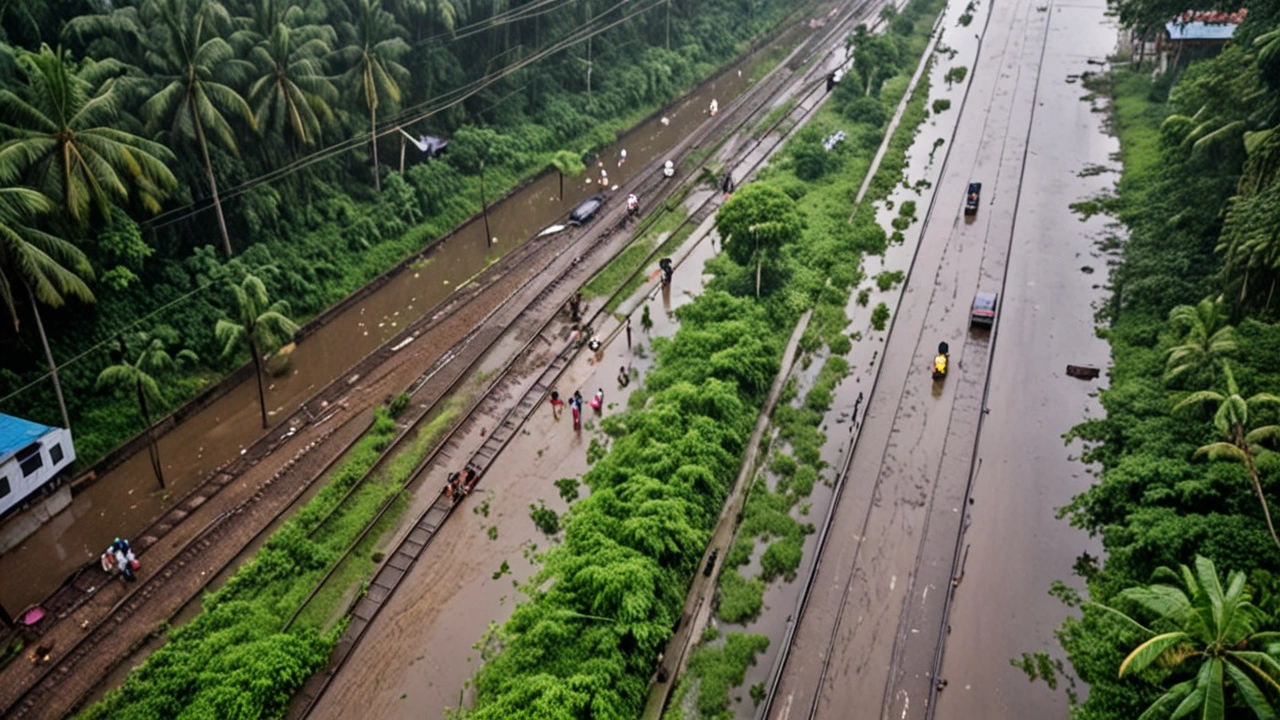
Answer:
[143, 0, 659, 232]
[2, 0, 670, 405]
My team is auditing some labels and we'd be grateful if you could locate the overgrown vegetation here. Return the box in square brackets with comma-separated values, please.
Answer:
[78, 403, 461, 718]
[0, 0, 801, 471]
[467, 292, 781, 717]
[666, 633, 771, 720]
[450, 0, 946, 714]
[1045, 7, 1280, 717]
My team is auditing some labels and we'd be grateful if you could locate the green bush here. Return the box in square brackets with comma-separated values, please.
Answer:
[529, 502, 560, 535]
[717, 570, 766, 624]
[669, 634, 770, 720]
[871, 302, 890, 331]
[80, 411, 404, 719]
[760, 537, 804, 582]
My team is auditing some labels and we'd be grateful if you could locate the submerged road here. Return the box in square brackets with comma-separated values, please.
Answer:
[769, 0, 1110, 715]
[931, 0, 1112, 715]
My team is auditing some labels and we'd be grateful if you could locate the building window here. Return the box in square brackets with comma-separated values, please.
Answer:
[0, 476, 9, 499]
[17, 443, 43, 477]
[49, 443, 64, 465]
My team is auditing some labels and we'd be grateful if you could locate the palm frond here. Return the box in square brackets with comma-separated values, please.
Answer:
[1120, 632, 1193, 677]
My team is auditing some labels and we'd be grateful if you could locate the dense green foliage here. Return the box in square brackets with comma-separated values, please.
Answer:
[1052, 9, 1280, 717]
[79, 398, 460, 718]
[462, 1, 943, 714]
[79, 409, 401, 720]
[468, 291, 781, 718]
[0, 0, 798, 470]
[666, 632, 771, 720]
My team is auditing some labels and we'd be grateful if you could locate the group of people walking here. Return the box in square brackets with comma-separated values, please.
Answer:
[100, 537, 138, 583]
[549, 388, 605, 430]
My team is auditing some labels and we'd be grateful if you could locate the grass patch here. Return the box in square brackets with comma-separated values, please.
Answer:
[754, 98, 797, 137]
[665, 634, 771, 720]
[871, 302, 890, 331]
[606, 215, 699, 314]
[717, 569, 766, 623]
[584, 205, 688, 305]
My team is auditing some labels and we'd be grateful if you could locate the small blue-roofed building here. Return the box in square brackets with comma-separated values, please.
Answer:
[1156, 9, 1247, 72]
[0, 413, 74, 518]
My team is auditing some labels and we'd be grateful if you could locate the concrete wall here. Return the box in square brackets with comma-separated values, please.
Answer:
[0, 484, 72, 557]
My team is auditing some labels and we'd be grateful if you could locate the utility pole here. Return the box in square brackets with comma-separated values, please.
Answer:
[479, 160, 493, 246]
[666, 0, 671, 49]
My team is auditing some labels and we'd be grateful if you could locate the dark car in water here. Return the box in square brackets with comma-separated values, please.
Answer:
[964, 182, 981, 215]
[569, 195, 604, 225]
[970, 291, 998, 327]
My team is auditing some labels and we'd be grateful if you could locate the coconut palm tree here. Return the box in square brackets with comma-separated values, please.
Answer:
[1099, 555, 1280, 720]
[1164, 297, 1237, 385]
[0, 186, 94, 431]
[1175, 363, 1280, 550]
[96, 332, 196, 489]
[247, 21, 339, 147]
[216, 273, 298, 428]
[338, 0, 410, 192]
[139, 0, 256, 258]
[0, 44, 177, 225]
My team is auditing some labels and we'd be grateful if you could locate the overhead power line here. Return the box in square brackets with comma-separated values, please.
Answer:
[142, 0, 659, 232]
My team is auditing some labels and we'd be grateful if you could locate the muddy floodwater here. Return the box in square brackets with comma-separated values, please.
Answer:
[0, 37, 783, 614]
[764, 0, 1113, 714]
[930, 0, 1114, 715]
[309, 197, 719, 719]
[710, 0, 987, 715]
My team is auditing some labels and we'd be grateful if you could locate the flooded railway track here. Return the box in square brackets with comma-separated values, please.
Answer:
[0, 10, 866, 715]
[292, 0, 898, 714]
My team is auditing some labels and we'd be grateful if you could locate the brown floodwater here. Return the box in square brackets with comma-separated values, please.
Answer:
[308, 187, 722, 720]
[711, 0, 988, 715]
[767, 0, 1113, 716]
[0, 43, 767, 615]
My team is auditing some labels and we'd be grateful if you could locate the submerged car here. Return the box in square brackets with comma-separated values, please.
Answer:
[965, 182, 981, 215]
[569, 195, 604, 225]
[970, 291, 998, 327]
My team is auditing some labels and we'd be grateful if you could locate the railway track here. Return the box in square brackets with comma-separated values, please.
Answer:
[287, 1, 895, 713]
[0, 13, 853, 716]
[752, 1, 998, 717]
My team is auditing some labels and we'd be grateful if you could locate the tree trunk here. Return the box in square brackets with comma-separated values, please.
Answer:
[250, 339, 269, 428]
[371, 103, 381, 192]
[1242, 435, 1280, 551]
[756, 254, 762, 298]
[27, 283, 70, 431]
[399, 134, 407, 174]
[191, 97, 234, 258]
[137, 380, 165, 489]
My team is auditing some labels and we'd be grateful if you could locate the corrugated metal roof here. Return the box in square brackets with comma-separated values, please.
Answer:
[1166, 20, 1239, 41]
[0, 413, 54, 464]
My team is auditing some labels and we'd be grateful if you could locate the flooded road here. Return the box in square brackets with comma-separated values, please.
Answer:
[766, 0, 1110, 714]
[929, 0, 1114, 715]
[0, 43, 770, 614]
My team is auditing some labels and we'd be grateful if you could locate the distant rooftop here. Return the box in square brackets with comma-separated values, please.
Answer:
[0, 413, 55, 464]
[1166, 8, 1247, 42]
